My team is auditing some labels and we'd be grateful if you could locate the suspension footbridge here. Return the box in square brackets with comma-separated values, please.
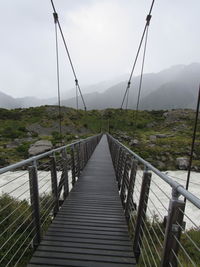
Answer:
[0, 134, 200, 266]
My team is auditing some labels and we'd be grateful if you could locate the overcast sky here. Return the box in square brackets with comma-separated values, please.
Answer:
[0, 0, 199, 98]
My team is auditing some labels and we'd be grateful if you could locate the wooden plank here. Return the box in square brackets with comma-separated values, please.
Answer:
[40, 240, 133, 252]
[29, 257, 134, 267]
[33, 250, 135, 264]
[28, 135, 136, 266]
[37, 245, 134, 257]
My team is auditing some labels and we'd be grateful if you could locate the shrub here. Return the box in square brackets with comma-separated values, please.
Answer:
[16, 143, 30, 158]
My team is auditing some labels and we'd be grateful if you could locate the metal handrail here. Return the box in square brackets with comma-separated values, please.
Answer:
[0, 133, 102, 267]
[107, 133, 200, 267]
[107, 133, 200, 209]
[0, 135, 98, 174]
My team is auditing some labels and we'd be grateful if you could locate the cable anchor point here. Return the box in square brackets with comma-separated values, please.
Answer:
[146, 14, 152, 26]
[53, 12, 58, 24]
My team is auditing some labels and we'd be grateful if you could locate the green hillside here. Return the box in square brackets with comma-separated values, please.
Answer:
[0, 106, 199, 170]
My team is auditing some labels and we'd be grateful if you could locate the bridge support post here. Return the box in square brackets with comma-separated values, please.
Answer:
[62, 148, 69, 199]
[115, 147, 122, 179]
[76, 143, 81, 178]
[116, 148, 125, 190]
[50, 155, 59, 216]
[29, 162, 41, 248]
[161, 189, 185, 267]
[125, 159, 138, 221]
[120, 154, 130, 208]
[133, 169, 152, 263]
[71, 145, 76, 186]
[79, 142, 84, 172]
[84, 141, 88, 165]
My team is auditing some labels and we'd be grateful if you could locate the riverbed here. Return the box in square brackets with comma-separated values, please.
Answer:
[0, 170, 199, 230]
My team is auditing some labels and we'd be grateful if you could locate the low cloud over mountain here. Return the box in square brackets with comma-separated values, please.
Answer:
[1, 63, 200, 110]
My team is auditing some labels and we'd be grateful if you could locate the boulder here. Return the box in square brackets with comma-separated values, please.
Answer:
[146, 122, 155, 128]
[149, 135, 157, 142]
[28, 140, 53, 156]
[156, 134, 168, 138]
[148, 144, 156, 148]
[129, 139, 139, 146]
[6, 140, 21, 149]
[156, 161, 166, 170]
[176, 157, 189, 170]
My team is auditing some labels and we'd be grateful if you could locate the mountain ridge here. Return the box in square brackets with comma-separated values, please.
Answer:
[1, 63, 199, 110]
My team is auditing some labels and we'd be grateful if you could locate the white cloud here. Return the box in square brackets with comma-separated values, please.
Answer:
[0, 0, 199, 98]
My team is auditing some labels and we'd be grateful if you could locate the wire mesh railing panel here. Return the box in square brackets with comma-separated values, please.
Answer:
[0, 133, 102, 266]
[107, 133, 200, 267]
[0, 166, 33, 267]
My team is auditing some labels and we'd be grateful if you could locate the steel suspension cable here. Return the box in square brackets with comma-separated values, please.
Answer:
[75, 79, 79, 110]
[120, 0, 155, 109]
[125, 85, 129, 110]
[50, 0, 87, 111]
[53, 12, 62, 142]
[185, 85, 200, 201]
[135, 25, 149, 124]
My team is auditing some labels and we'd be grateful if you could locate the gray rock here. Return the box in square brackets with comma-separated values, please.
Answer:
[156, 134, 168, 138]
[176, 157, 189, 170]
[161, 156, 167, 162]
[149, 135, 157, 142]
[27, 122, 90, 136]
[146, 122, 155, 128]
[156, 161, 166, 170]
[148, 144, 156, 148]
[28, 140, 53, 156]
[120, 134, 131, 141]
[129, 139, 139, 146]
[6, 140, 22, 148]
[163, 112, 169, 118]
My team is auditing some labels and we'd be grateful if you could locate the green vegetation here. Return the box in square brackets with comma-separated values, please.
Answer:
[129, 215, 200, 266]
[0, 193, 53, 266]
[0, 194, 33, 266]
[0, 106, 199, 170]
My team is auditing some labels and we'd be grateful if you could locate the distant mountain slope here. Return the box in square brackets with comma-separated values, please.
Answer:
[63, 74, 129, 99]
[0, 91, 19, 109]
[1, 63, 200, 110]
[63, 63, 200, 110]
[0, 91, 57, 109]
[140, 82, 195, 110]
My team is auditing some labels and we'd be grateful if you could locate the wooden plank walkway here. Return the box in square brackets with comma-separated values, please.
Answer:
[28, 135, 136, 266]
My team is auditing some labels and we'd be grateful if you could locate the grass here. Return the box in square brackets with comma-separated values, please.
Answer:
[0, 106, 199, 170]
[128, 214, 200, 266]
[0, 193, 53, 266]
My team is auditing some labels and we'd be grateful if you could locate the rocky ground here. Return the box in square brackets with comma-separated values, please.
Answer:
[113, 109, 200, 171]
[0, 107, 199, 171]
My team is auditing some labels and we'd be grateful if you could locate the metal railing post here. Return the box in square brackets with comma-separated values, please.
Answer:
[50, 155, 59, 216]
[85, 142, 88, 163]
[113, 143, 118, 167]
[120, 153, 130, 208]
[76, 143, 81, 178]
[115, 146, 122, 176]
[117, 150, 126, 190]
[61, 148, 69, 199]
[133, 169, 152, 262]
[161, 189, 185, 267]
[28, 162, 41, 248]
[116, 147, 124, 188]
[71, 145, 76, 186]
[79, 142, 83, 171]
[83, 141, 87, 167]
[125, 159, 138, 221]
